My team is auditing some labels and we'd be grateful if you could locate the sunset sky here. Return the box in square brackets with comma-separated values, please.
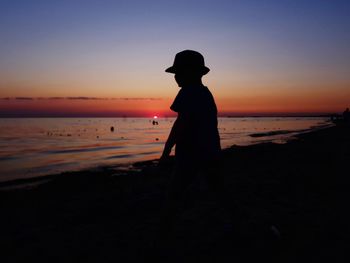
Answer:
[1, 0, 349, 117]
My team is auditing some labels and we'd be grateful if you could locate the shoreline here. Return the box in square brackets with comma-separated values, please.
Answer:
[0, 122, 333, 189]
[1, 124, 349, 261]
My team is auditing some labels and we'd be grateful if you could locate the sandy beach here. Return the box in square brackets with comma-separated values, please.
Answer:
[1, 124, 349, 262]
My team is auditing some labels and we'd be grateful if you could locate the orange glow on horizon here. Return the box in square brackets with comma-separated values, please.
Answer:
[1, 83, 349, 117]
[0, 97, 175, 117]
[1, 91, 348, 117]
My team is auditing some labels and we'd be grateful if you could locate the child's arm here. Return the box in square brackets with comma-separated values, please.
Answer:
[160, 115, 185, 160]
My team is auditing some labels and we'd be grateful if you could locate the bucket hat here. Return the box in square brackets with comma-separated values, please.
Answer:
[165, 50, 210, 75]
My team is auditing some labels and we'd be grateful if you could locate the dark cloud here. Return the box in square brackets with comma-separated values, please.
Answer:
[111, 97, 162, 101]
[0, 97, 34, 100]
[65, 96, 107, 100]
[15, 97, 34, 100]
[64, 97, 162, 101]
[45, 97, 65, 100]
[0, 97, 162, 101]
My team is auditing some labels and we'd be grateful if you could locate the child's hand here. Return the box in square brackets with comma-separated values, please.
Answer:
[158, 153, 171, 167]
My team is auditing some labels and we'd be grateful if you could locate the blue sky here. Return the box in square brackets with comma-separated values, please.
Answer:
[1, 0, 350, 115]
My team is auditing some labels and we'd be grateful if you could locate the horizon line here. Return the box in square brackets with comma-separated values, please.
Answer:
[0, 112, 338, 118]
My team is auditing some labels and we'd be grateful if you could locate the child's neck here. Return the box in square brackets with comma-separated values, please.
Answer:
[181, 79, 204, 88]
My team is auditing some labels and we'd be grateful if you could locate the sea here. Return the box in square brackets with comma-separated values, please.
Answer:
[0, 117, 331, 182]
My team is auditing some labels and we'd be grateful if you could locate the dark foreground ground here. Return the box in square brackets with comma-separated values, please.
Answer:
[1, 124, 349, 262]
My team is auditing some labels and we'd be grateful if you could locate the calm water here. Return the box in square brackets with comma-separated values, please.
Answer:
[0, 117, 330, 182]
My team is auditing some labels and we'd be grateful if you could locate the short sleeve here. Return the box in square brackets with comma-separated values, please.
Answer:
[170, 87, 216, 116]
[170, 89, 186, 113]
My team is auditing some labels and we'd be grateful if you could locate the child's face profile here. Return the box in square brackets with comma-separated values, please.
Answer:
[174, 73, 187, 87]
[174, 71, 202, 88]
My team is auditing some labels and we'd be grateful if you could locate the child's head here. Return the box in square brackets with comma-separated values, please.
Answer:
[166, 50, 209, 87]
[174, 70, 203, 87]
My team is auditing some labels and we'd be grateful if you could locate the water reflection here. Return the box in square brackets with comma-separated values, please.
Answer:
[0, 117, 329, 182]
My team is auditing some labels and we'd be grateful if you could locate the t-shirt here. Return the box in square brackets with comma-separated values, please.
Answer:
[170, 85, 221, 163]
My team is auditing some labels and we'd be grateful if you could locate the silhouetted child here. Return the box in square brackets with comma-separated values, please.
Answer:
[159, 50, 221, 235]
[157, 51, 280, 246]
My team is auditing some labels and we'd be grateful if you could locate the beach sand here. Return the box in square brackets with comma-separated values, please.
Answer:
[1, 124, 349, 262]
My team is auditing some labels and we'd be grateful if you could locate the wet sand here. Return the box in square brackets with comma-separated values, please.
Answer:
[1, 124, 349, 262]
